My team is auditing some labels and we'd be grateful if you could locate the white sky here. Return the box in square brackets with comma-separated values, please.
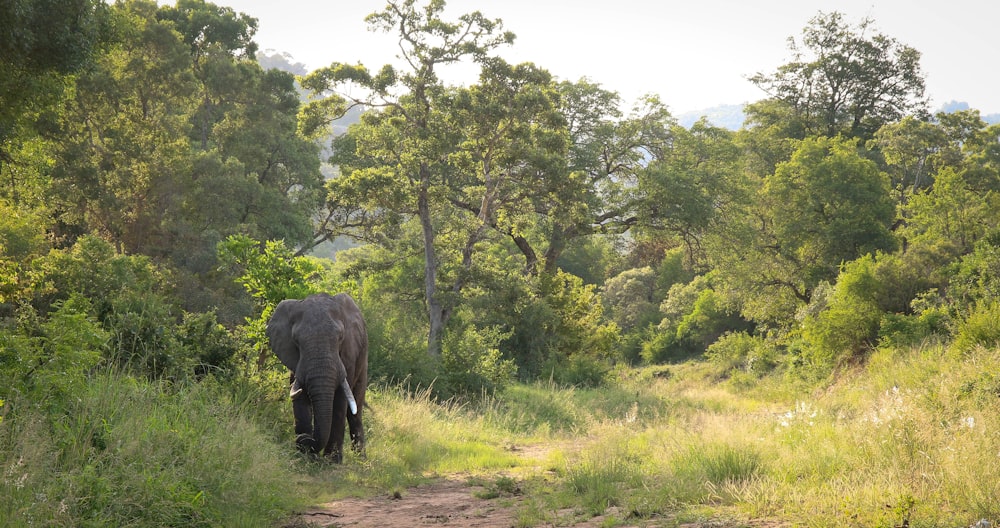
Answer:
[215, 0, 999, 115]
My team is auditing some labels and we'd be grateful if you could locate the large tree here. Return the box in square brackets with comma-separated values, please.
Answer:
[301, 0, 515, 356]
[747, 11, 927, 141]
[47, 0, 322, 270]
[0, 0, 106, 205]
[708, 136, 896, 325]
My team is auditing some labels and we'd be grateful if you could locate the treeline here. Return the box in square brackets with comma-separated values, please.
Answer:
[3, 0, 1000, 404]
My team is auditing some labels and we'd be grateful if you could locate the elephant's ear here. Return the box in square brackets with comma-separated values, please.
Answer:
[266, 299, 300, 371]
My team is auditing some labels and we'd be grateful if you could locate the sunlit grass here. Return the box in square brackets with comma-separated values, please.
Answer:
[13, 342, 1000, 526]
[0, 372, 304, 527]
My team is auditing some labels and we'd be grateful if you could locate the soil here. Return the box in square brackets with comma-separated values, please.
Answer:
[285, 444, 787, 528]
[288, 476, 786, 528]
[295, 477, 522, 528]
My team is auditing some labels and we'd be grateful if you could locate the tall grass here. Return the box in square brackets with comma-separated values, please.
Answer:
[0, 372, 303, 527]
[504, 344, 1000, 526]
[8, 342, 1000, 526]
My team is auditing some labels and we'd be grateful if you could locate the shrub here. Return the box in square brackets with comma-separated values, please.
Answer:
[953, 302, 1000, 352]
[801, 254, 883, 368]
[705, 331, 778, 379]
[0, 295, 106, 408]
[440, 322, 517, 398]
[602, 266, 661, 332]
[541, 353, 610, 388]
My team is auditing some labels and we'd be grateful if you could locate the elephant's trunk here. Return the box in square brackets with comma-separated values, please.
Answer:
[310, 382, 335, 456]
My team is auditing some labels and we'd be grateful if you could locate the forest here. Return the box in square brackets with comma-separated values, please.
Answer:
[3, 0, 1000, 526]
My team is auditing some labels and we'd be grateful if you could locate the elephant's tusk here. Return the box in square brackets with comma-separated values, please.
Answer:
[342, 378, 358, 415]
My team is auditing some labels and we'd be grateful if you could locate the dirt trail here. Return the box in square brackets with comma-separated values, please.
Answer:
[296, 477, 522, 528]
[287, 444, 782, 528]
[291, 476, 781, 528]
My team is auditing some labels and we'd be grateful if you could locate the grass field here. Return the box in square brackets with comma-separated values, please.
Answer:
[4, 343, 1000, 526]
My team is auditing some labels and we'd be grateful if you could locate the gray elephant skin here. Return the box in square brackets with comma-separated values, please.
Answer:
[266, 293, 368, 462]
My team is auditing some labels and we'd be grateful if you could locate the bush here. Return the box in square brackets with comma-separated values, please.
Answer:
[953, 302, 1000, 352]
[440, 322, 517, 398]
[705, 331, 778, 379]
[640, 329, 682, 364]
[0, 295, 106, 408]
[602, 266, 661, 332]
[541, 353, 610, 388]
[801, 254, 884, 368]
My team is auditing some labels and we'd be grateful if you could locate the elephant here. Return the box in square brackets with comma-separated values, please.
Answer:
[266, 293, 368, 462]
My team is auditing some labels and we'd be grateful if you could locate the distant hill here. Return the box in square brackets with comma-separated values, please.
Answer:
[937, 100, 1000, 124]
[677, 104, 745, 130]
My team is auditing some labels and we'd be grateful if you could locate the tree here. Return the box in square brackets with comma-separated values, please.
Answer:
[300, 0, 515, 356]
[747, 11, 927, 141]
[0, 0, 106, 205]
[47, 0, 322, 272]
[637, 119, 742, 265]
[537, 85, 674, 273]
[709, 136, 896, 325]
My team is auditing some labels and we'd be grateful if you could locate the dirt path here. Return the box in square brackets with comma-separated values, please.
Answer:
[295, 477, 523, 528]
[289, 476, 779, 528]
[284, 443, 783, 528]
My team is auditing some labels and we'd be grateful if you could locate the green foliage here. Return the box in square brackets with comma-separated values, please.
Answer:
[601, 266, 661, 332]
[556, 235, 619, 285]
[217, 234, 320, 308]
[178, 310, 241, 378]
[22, 235, 208, 379]
[440, 319, 517, 397]
[0, 204, 48, 307]
[0, 295, 105, 408]
[949, 232, 1000, 308]
[642, 274, 750, 364]
[705, 331, 779, 380]
[765, 136, 896, 285]
[953, 302, 1000, 353]
[903, 166, 996, 254]
[801, 255, 884, 368]
[747, 11, 926, 140]
[542, 354, 611, 388]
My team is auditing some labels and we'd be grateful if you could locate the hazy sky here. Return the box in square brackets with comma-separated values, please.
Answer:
[213, 0, 999, 114]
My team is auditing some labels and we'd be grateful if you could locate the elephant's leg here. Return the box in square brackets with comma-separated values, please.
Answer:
[290, 377, 316, 453]
[348, 405, 365, 456]
[328, 394, 349, 463]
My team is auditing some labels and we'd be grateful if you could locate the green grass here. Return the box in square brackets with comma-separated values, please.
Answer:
[0, 373, 304, 527]
[7, 342, 1000, 526]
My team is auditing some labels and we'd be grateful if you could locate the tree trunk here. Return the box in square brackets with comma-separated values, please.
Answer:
[418, 164, 445, 357]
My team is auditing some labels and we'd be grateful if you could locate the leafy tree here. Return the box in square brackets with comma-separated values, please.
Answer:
[709, 136, 896, 325]
[0, 0, 106, 202]
[301, 0, 516, 356]
[800, 254, 884, 368]
[602, 267, 661, 333]
[42, 0, 322, 280]
[537, 85, 674, 273]
[748, 11, 927, 141]
[903, 166, 995, 256]
[638, 119, 742, 264]
[871, 116, 949, 199]
[216, 234, 320, 309]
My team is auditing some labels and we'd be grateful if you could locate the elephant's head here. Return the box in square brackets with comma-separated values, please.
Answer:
[266, 293, 368, 460]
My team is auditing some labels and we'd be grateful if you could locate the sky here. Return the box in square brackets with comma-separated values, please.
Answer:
[211, 0, 1000, 115]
